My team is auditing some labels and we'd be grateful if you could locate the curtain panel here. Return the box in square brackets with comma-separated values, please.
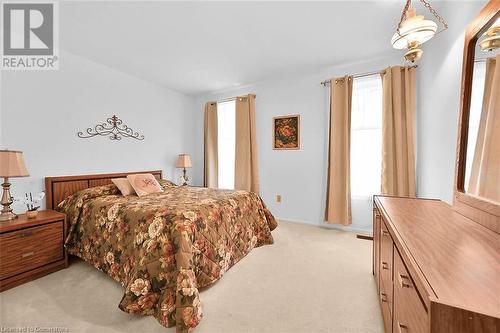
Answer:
[468, 55, 500, 202]
[325, 76, 353, 225]
[380, 66, 417, 197]
[235, 94, 260, 193]
[204, 102, 218, 188]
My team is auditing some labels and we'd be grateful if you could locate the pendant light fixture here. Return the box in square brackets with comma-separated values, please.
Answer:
[479, 18, 500, 52]
[391, 0, 448, 62]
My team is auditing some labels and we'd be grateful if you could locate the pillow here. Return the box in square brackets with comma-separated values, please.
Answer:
[112, 178, 136, 196]
[127, 173, 163, 197]
[159, 179, 177, 189]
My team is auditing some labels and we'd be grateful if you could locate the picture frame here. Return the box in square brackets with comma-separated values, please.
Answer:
[273, 115, 300, 150]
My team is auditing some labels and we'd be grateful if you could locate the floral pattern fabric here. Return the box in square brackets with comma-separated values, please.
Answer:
[58, 180, 277, 332]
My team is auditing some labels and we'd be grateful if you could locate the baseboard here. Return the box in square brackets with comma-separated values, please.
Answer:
[356, 234, 373, 241]
[276, 217, 373, 235]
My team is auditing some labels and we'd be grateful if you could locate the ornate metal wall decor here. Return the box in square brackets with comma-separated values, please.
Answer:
[77, 115, 145, 140]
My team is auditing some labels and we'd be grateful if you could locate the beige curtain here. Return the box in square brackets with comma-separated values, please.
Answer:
[204, 102, 218, 188]
[325, 76, 353, 225]
[381, 66, 416, 197]
[468, 55, 500, 202]
[235, 94, 260, 193]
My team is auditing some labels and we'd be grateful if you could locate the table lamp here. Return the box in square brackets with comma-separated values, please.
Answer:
[0, 150, 29, 221]
[176, 154, 192, 186]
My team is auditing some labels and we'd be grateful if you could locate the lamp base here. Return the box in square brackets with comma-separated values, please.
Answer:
[180, 168, 190, 186]
[0, 211, 17, 222]
[0, 177, 17, 222]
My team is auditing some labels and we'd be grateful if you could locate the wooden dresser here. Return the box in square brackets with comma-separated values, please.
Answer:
[0, 210, 67, 291]
[373, 196, 499, 333]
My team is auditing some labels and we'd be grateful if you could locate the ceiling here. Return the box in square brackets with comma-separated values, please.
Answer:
[59, 1, 451, 95]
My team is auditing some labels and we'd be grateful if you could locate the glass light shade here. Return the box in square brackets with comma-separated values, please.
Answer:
[479, 19, 500, 52]
[479, 34, 500, 52]
[404, 46, 423, 62]
[391, 14, 438, 50]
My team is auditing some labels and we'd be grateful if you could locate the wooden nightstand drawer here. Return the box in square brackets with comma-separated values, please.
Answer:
[0, 221, 63, 280]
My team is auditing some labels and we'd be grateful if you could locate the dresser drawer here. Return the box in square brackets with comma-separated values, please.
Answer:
[380, 220, 393, 313]
[0, 221, 64, 280]
[393, 250, 428, 333]
[380, 283, 393, 333]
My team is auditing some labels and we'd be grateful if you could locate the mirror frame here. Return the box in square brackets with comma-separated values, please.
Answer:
[454, 0, 500, 233]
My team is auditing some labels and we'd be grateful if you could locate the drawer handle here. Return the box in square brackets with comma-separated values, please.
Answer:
[381, 261, 389, 270]
[398, 272, 412, 288]
[381, 229, 389, 237]
[397, 322, 408, 333]
[20, 231, 34, 238]
[380, 292, 388, 303]
[21, 251, 35, 258]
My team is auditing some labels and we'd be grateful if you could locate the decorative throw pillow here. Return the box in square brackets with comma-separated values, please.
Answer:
[112, 178, 136, 196]
[127, 173, 164, 197]
[159, 179, 177, 189]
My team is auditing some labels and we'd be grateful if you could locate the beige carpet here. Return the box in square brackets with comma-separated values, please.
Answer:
[0, 221, 383, 333]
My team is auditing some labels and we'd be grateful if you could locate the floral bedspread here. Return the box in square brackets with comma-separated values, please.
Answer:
[58, 180, 277, 332]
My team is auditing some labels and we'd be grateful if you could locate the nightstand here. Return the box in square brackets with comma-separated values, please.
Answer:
[0, 210, 67, 292]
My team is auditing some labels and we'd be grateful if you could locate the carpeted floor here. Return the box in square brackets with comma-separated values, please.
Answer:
[0, 221, 383, 333]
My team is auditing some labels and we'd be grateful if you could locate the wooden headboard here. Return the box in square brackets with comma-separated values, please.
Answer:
[45, 170, 163, 210]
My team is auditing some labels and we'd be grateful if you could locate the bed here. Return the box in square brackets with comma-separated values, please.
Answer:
[45, 170, 277, 333]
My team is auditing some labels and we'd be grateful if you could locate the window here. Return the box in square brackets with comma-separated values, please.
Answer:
[217, 100, 236, 189]
[350, 75, 383, 197]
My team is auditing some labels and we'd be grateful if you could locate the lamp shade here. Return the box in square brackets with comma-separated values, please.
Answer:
[176, 154, 192, 168]
[391, 9, 437, 50]
[0, 150, 29, 177]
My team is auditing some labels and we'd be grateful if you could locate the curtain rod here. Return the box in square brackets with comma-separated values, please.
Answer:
[320, 65, 418, 86]
[210, 94, 257, 105]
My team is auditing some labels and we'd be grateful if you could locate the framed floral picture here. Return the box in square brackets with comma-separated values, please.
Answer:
[273, 115, 300, 150]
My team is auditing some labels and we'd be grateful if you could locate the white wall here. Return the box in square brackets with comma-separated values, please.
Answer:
[194, 55, 402, 233]
[417, 1, 485, 203]
[1, 51, 197, 213]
